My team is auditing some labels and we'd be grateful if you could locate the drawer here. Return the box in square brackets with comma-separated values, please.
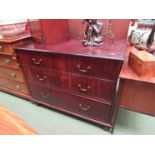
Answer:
[0, 77, 30, 95]
[28, 84, 73, 111]
[0, 66, 25, 82]
[68, 56, 121, 81]
[23, 66, 116, 102]
[0, 54, 19, 68]
[0, 43, 14, 54]
[18, 52, 52, 68]
[53, 71, 116, 102]
[70, 96, 111, 123]
[28, 84, 112, 123]
[18, 51, 121, 81]
[22, 66, 53, 86]
[23, 66, 69, 90]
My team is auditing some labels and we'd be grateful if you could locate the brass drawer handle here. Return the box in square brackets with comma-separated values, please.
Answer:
[77, 64, 91, 73]
[36, 75, 47, 81]
[5, 58, 11, 65]
[79, 103, 91, 111]
[32, 58, 43, 65]
[78, 84, 91, 92]
[15, 85, 21, 91]
[41, 91, 50, 99]
[10, 72, 16, 78]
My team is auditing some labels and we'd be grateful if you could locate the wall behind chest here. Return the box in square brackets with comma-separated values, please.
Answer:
[29, 19, 130, 45]
[68, 19, 130, 40]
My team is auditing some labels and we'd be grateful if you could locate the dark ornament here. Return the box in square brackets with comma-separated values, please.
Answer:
[82, 19, 103, 47]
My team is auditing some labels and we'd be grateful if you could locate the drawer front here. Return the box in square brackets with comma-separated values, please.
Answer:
[28, 84, 112, 123]
[0, 54, 19, 68]
[0, 77, 30, 95]
[0, 43, 14, 54]
[18, 51, 121, 81]
[28, 84, 73, 111]
[53, 71, 116, 102]
[23, 66, 53, 86]
[70, 97, 111, 123]
[18, 52, 52, 68]
[22, 66, 70, 90]
[0, 66, 25, 82]
[68, 56, 121, 81]
[23, 66, 116, 102]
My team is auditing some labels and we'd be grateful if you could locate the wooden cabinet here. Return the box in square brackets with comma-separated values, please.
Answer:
[0, 66, 25, 82]
[0, 77, 30, 95]
[0, 34, 32, 99]
[117, 46, 155, 116]
[0, 54, 19, 68]
[13, 19, 130, 132]
[15, 39, 127, 132]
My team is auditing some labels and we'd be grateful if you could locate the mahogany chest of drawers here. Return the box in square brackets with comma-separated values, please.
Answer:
[0, 34, 31, 99]
[15, 39, 127, 132]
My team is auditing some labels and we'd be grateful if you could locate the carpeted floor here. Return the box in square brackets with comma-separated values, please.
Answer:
[0, 91, 155, 135]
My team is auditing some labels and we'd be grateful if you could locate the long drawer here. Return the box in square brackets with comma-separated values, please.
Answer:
[0, 54, 19, 68]
[0, 66, 25, 82]
[23, 66, 116, 102]
[28, 83, 112, 123]
[0, 77, 30, 95]
[18, 51, 121, 81]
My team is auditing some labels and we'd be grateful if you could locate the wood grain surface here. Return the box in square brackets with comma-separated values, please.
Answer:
[0, 105, 37, 135]
[118, 46, 155, 116]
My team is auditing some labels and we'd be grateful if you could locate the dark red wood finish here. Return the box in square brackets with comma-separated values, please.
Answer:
[29, 19, 69, 45]
[22, 66, 116, 102]
[16, 39, 125, 81]
[16, 38, 127, 132]
[28, 19, 130, 44]
[28, 83, 112, 123]
[14, 19, 129, 132]
[0, 19, 130, 132]
[68, 19, 130, 40]
[18, 52, 122, 81]
[15, 39, 126, 59]
[28, 19, 43, 43]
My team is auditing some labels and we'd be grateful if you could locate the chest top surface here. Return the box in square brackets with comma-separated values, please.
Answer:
[15, 39, 127, 60]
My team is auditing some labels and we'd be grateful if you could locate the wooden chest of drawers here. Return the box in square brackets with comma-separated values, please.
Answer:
[15, 39, 127, 132]
[0, 54, 19, 68]
[0, 34, 32, 99]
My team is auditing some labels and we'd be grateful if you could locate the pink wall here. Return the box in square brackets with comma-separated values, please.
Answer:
[68, 19, 130, 40]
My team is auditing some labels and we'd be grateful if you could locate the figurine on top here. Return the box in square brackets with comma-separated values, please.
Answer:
[82, 19, 103, 47]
